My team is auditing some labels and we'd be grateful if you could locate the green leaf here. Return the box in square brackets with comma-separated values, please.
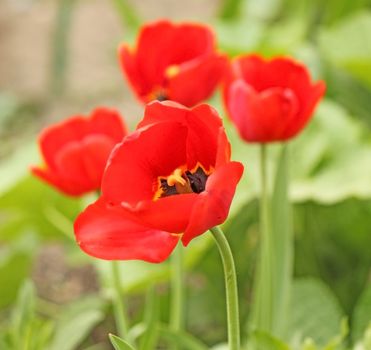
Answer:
[323, 65, 371, 130]
[290, 100, 371, 203]
[250, 330, 291, 350]
[211, 344, 229, 350]
[49, 296, 106, 350]
[127, 323, 146, 343]
[300, 338, 318, 350]
[110, 0, 141, 33]
[83, 345, 107, 350]
[353, 283, 371, 342]
[214, 17, 267, 56]
[218, 0, 243, 20]
[0, 176, 80, 242]
[271, 144, 293, 337]
[294, 199, 371, 316]
[139, 286, 159, 350]
[10, 280, 36, 347]
[32, 319, 55, 350]
[158, 326, 209, 350]
[356, 324, 371, 350]
[319, 11, 371, 88]
[1, 279, 56, 350]
[322, 318, 348, 350]
[109, 334, 136, 350]
[0, 238, 34, 308]
[0, 141, 38, 196]
[289, 278, 344, 346]
[298, 318, 348, 350]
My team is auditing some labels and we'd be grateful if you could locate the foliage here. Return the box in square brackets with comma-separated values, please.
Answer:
[0, 0, 370, 348]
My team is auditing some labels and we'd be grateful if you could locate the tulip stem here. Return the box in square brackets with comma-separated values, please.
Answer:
[210, 226, 240, 350]
[111, 261, 132, 344]
[270, 143, 293, 336]
[251, 144, 274, 332]
[50, 0, 74, 96]
[170, 245, 184, 336]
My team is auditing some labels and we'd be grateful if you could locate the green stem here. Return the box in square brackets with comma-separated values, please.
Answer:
[252, 144, 274, 332]
[50, 0, 74, 96]
[271, 143, 293, 336]
[210, 226, 240, 350]
[140, 284, 159, 350]
[111, 261, 132, 344]
[170, 246, 184, 334]
[111, 0, 141, 32]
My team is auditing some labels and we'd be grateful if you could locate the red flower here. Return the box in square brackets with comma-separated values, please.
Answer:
[74, 101, 243, 262]
[31, 108, 127, 196]
[119, 20, 227, 107]
[223, 55, 326, 142]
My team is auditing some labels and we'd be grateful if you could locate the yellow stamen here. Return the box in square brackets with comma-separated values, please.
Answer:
[171, 232, 183, 237]
[166, 65, 180, 78]
[189, 162, 214, 176]
[167, 168, 186, 186]
[152, 163, 212, 201]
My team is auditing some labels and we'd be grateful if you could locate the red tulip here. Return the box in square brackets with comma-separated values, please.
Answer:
[74, 101, 243, 262]
[119, 20, 227, 107]
[223, 55, 326, 143]
[31, 108, 127, 196]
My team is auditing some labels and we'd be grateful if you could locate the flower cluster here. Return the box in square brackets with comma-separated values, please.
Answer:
[32, 19, 325, 262]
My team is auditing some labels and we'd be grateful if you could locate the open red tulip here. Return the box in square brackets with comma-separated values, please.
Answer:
[31, 108, 127, 196]
[119, 20, 227, 107]
[74, 101, 243, 262]
[223, 55, 326, 143]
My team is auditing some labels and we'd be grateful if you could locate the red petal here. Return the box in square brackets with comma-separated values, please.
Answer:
[79, 135, 118, 188]
[102, 122, 188, 205]
[215, 127, 231, 167]
[232, 55, 266, 91]
[30, 166, 87, 196]
[54, 141, 95, 190]
[119, 20, 218, 103]
[167, 22, 215, 62]
[123, 192, 198, 234]
[38, 108, 126, 170]
[138, 100, 189, 128]
[228, 79, 300, 142]
[182, 161, 244, 246]
[186, 104, 224, 170]
[50, 134, 115, 192]
[284, 80, 326, 139]
[234, 55, 311, 95]
[39, 116, 88, 169]
[89, 108, 127, 142]
[167, 54, 228, 107]
[139, 101, 223, 170]
[134, 21, 178, 91]
[134, 21, 216, 88]
[119, 44, 149, 100]
[74, 198, 180, 262]
[233, 55, 324, 120]
[261, 58, 315, 103]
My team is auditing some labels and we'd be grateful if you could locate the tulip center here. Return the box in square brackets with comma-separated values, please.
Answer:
[154, 165, 211, 200]
[156, 91, 168, 101]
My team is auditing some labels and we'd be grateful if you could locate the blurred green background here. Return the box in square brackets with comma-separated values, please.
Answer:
[0, 0, 370, 349]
